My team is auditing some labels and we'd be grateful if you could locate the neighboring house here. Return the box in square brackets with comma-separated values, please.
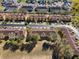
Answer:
[0, 12, 25, 21]
[27, 24, 54, 37]
[0, 13, 71, 22]
[50, 15, 71, 22]
[0, 27, 24, 39]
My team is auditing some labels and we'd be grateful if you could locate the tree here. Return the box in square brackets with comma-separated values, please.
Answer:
[72, 16, 79, 27]
[2, 21, 7, 25]
[64, 45, 74, 59]
[26, 34, 32, 42]
[13, 9, 18, 13]
[4, 36, 9, 41]
[49, 32, 58, 42]
[25, 22, 29, 25]
[17, 0, 21, 3]
[71, 1, 79, 27]
[31, 34, 40, 42]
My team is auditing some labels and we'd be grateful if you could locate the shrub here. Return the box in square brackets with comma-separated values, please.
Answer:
[42, 42, 50, 51]
[31, 34, 40, 42]
[10, 44, 19, 52]
[3, 42, 13, 50]
[72, 55, 78, 59]
[20, 42, 37, 53]
[4, 36, 9, 41]
[26, 34, 40, 42]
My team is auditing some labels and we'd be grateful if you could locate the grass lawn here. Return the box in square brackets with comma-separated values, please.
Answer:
[0, 0, 2, 2]
[0, 0, 4, 11]
[17, 0, 26, 3]
[21, 0, 26, 2]
[72, 0, 79, 3]
[0, 6, 4, 11]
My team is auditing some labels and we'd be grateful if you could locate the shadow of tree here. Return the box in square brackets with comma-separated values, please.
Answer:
[42, 42, 50, 51]
[3, 42, 19, 52]
[20, 42, 37, 53]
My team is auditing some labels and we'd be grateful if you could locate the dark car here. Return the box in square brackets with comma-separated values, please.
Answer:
[22, 6, 33, 12]
[49, 7, 61, 14]
[35, 6, 48, 13]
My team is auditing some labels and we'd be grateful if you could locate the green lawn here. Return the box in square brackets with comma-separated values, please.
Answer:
[0, 0, 2, 2]
[0, 6, 4, 11]
[21, 0, 26, 2]
[17, 0, 26, 3]
[0, 0, 4, 11]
